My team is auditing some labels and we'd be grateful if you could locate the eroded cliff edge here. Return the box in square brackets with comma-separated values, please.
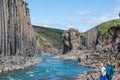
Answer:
[0, 0, 41, 73]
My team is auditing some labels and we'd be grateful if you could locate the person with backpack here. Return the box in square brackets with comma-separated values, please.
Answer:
[105, 60, 114, 80]
[99, 62, 106, 80]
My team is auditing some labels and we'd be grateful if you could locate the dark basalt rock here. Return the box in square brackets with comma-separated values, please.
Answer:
[0, 0, 41, 72]
[62, 28, 81, 54]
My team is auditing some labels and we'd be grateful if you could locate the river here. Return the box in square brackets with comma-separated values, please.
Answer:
[0, 55, 92, 80]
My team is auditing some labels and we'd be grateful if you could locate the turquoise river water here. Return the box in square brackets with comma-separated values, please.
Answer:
[0, 55, 92, 80]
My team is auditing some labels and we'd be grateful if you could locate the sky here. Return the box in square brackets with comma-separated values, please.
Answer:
[25, 0, 120, 32]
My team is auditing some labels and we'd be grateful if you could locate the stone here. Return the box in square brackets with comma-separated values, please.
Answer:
[85, 27, 98, 49]
[62, 28, 81, 54]
[0, 0, 41, 73]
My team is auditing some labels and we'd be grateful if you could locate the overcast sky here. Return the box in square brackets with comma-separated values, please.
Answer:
[25, 0, 120, 32]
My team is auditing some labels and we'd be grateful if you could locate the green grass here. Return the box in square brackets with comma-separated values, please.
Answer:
[35, 32, 48, 49]
[79, 32, 86, 36]
[79, 19, 120, 35]
[97, 19, 120, 34]
[33, 25, 64, 49]
[33, 19, 120, 49]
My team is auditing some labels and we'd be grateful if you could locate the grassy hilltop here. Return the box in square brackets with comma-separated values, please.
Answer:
[97, 19, 120, 34]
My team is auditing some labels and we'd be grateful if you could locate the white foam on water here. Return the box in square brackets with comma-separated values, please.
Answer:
[46, 60, 60, 62]
[46, 69, 50, 73]
[29, 74, 34, 77]
[26, 71, 34, 74]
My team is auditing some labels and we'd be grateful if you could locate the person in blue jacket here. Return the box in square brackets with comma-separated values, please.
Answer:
[105, 60, 114, 80]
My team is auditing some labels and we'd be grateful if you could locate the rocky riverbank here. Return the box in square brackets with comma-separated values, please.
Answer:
[55, 50, 120, 80]
[74, 68, 120, 80]
[0, 56, 41, 73]
[55, 50, 99, 70]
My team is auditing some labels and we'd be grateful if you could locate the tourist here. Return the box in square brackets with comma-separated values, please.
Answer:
[105, 60, 114, 80]
[99, 62, 106, 80]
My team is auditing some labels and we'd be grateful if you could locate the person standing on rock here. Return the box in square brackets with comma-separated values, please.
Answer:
[105, 60, 114, 80]
[99, 62, 106, 80]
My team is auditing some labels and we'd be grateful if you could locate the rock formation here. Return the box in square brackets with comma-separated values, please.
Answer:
[60, 24, 120, 79]
[0, 0, 40, 72]
[74, 69, 120, 80]
[85, 27, 98, 49]
[62, 28, 81, 54]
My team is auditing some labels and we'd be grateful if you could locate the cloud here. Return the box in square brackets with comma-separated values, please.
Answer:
[34, 21, 68, 30]
[66, 4, 120, 32]
[66, 14, 117, 31]
[76, 10, 90, 15]
[34, 20, 50, 27]
[88, 16, 111, 25]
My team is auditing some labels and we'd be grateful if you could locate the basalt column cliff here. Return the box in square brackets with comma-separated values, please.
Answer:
[0, 0, 40, 72]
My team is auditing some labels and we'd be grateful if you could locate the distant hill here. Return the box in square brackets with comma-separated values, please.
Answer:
[33, 19, 120, 49]
[33, 25, 64, 49]
[96, 19, 120, 34]
[80, 19, 120, 36]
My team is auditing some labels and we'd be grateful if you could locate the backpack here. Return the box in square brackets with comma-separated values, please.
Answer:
[105, 65, 114, 77]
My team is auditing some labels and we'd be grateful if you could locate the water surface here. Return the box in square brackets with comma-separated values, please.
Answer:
[0, 55, 92, 80]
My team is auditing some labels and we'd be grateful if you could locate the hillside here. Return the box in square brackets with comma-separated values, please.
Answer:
[97, 19, 120, 34]
[33, 19, 120, 49]
[79, 19, 120, 36]
[33, 25, 64, 49]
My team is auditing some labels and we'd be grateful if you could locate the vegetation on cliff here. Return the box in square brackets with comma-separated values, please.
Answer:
[97, 19, 120, 34]
[79, 19, 120, 36]
[33, 25, 64, 49]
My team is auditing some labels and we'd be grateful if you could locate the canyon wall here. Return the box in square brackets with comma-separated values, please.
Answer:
[0, 0, 40, 72]
[85, 27, 98, 49]
[62, 25, 120, 53]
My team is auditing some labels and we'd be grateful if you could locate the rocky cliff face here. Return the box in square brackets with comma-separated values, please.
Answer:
[0, 0, 40, 72]
[62, 27, 99, 54]
[62, 24, 120, 54]
[82, 25, 120, 51]
[60, 23, 120, 79]
[62, 28, 81, 54]
[108, 25, 120, 43]
[85, 27, 98, 49]
[95, 25, 120, 52]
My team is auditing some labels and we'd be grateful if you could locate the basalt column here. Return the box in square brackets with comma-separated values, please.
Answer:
[0, 0, 40, 72]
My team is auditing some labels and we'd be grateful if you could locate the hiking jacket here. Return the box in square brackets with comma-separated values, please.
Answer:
[105, 65, 114, 77]
[101, 66, 106, 76]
